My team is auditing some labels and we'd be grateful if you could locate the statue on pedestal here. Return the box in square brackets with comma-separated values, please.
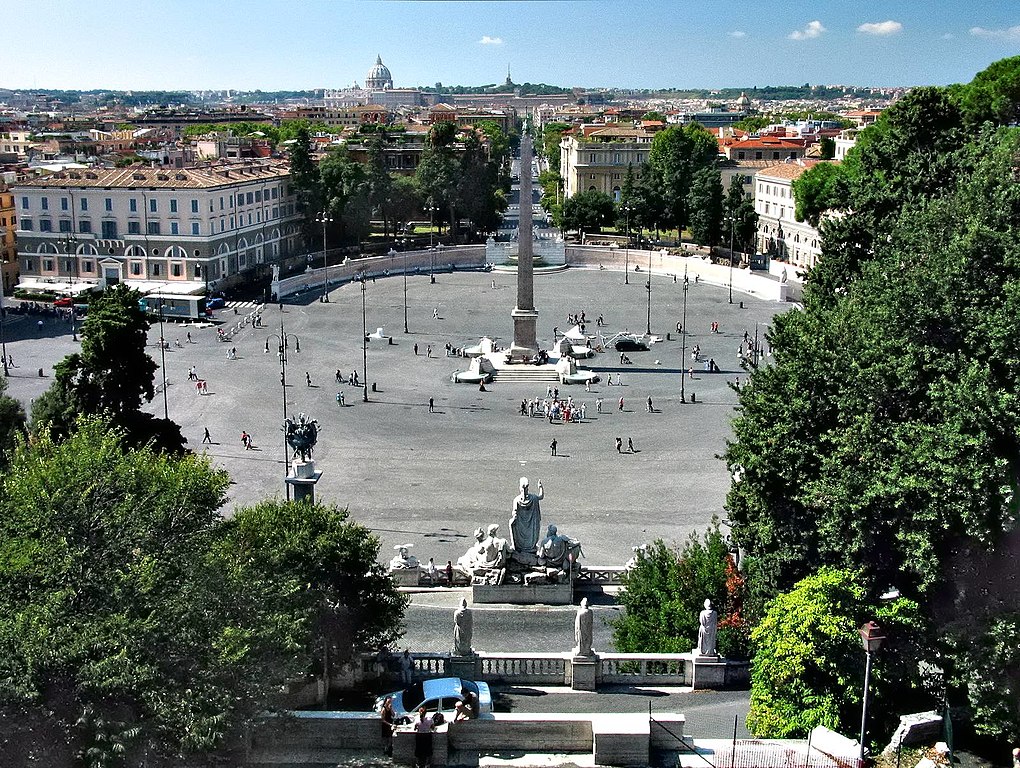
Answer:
[285, 413, 319, 461]
[573, 597, 595, 657]
[695, 598, 719, 657]
[453, 597, 474, 656]
[389, 545, 419, 571]
[510, 477, 543, 555]
[538, 524, 583, 572]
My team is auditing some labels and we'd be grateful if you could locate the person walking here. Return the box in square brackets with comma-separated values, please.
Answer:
[203, 427, 212, 444]
[619, 396, 625, 411]
[615, 436, 623, 453]
[306, 372, 312, 387]
[628, 437, 635, 453]
[187, 331, 192, 343]
[336, 369, 343, 384]
[414, 343, 419, 356]
[647, 396, 653, 413]
[432, 307, 439, 320]
[550, 438, 557, 457]
[596, 397, 603, 414]
[426, 344, 432, 358]
[428, 397, 435, 413]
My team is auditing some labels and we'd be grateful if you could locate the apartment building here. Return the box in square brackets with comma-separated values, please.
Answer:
[754, 162, 826, 270]
[12, 160, 303, 295]
[559, 125, 657, 200]
[0, 188, 17, 292]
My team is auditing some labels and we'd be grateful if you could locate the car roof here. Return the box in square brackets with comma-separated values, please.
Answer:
[422, 678, 463, 700]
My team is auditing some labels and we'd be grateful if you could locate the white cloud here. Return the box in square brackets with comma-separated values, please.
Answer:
[788, 20, 826, 40]
[479, 36, 503, 45]
[969, 25, 1020, 40]
[857, 20, 903, 36]
[729, 30, 747, 38]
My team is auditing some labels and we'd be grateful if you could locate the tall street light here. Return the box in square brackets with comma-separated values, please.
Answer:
[156, 291, 169, 420]
[63, 233, 78, 340]
[360, 276, 369, 402]
[645, 249, 655, 336]
[680, 266, 689, 403]
[265, 320, 301, 501]
[427, 202, 437, 250]
[621, 203, 632, 285]
[390, 247, 408, 334]
[0, 277, 9, 377]
[858, 621, 886, 761]
[727, 215, 736, 305]
[316, 211, 333, 302]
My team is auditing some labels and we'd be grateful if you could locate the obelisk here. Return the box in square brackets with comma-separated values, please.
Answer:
[510, 134, 539, 358]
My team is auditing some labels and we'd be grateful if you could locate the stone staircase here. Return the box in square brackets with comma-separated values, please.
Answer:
[490, 366, 562, 384]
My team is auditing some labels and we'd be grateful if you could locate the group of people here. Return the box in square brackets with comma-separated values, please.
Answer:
[520, 393, 588, 424]
[240, 431, 254, 450]
[378, 692, 477, 767]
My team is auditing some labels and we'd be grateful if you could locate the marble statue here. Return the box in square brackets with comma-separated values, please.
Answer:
[456, 528, 487, 573]
[453, 597, 474, 656]
[509, 477, 544, 554]
[537, 524, 583, 571]
[481, 524, 511, 570]
[272, 263, 281, 283]
[389, 545, 420, 571]
[696, 598, 719, 656]
[456, 525, 509, 583]
[573, 597, 594, 657]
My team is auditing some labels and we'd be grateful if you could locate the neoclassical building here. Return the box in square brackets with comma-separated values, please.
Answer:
[12, 160, 303, 295]
[754, 161, 826, 270]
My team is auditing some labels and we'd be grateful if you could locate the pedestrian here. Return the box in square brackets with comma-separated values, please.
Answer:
[520, 400, 527, 416]
[426, 344, 432, 358]
[414, 343, 419, 356]
[596, 397, 603, 413]
[187, 331, 192, 343]
[400, 650, 413, 685]
[628, 437, 635, 452]
[619, 396, 624, 411]
[677, 321, 682, 334]
[240, 431, 248, 448]
[428, 397, 435, 413]
[585, 380, 591, 393]
[414, 707, 434, 768]
[306, 372, 312, 387]
[337, 391, 343, 407]
[615, 436, 622, 453]
[647, 396, 653, 412]
[581, 403, 587, 420]
[203, 427, 212, 444]
[606, 373, 613, 386]
[380, 697, 395, 756]
[432, 307, 439, 320]
[336, 369, 343, 384]
[446, 560, 454, 586]
[550, 439, 557, 457]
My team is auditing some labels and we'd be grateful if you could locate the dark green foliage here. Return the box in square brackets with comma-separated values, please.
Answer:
[722, 175, 758, 253]
[221, 500, 408, 672]
[960, 55, 1020, 127]
[319, 146, 371, 245]
[613, 520, 742, 656]
[559, 190, 616, 233]
[0, 419, 305, 766]
[0, 376, 26, 469]
[748, 569, 929, 740]
[643, 124, 720, 234]
[30, 285, 184, 453]
[687, 167, 724, 246]
[791, 162, 844, 227]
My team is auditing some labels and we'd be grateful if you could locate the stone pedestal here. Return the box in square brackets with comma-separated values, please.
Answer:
[690, 654, 727, 690]
[286, 459, 322, 504]
[471, 581, 571, 605]
[510, 307, 539, 358]
[450, 655, 480, 681]
[388, 567, 421, 586]
[571, 654, 598, 691]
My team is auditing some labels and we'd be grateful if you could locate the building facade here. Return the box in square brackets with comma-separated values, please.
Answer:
[559, 126, 656, 200]
[753, 162, 825, 270]
[0, 188, 17, 293]
[12, 161, 303, 295]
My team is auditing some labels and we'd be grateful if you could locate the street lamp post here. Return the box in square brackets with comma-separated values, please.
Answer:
[728, 215, 736, 305]
[858, 621, 886, 761]
[680, 266, 689, 403]
[390, 246, 408, 334]
[316, 212, 333, 302]
[645, 250, 654, 336]
[265, 320, 301, 501]
[427, 202, 437, 250]
[63, 233, 78, 340]
[0, 278, 9, 377]
[360, 276, 369, 402]
[622, 203, 632, 285]
[156, 292, 169, 420]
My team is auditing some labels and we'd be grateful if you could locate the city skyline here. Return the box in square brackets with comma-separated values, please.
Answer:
[3, 0, 1018, 93]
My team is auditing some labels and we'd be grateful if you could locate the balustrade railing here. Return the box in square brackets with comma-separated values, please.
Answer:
[599, 653, 690, 686]
[478, 653, 567, 685]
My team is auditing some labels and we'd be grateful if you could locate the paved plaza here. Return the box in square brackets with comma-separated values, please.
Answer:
[3, 266, 785, 569]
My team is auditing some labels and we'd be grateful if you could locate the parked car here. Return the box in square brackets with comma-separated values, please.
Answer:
[54, 296, 74, 308]
[206, 296, 226, 309]
[375, 677, 492, 719]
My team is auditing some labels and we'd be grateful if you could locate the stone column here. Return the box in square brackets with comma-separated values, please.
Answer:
[511, 135, 539, 357]
[286, 458, 322, 504]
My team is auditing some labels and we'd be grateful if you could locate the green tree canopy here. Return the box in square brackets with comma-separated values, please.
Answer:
[791, 162, 843, 227]
[645, 124, 719, 233]
[559, 189, 616, 233]
[0, 376, 26, 469]
[686, 167, 724, 246]
[0, 419, 306, 766]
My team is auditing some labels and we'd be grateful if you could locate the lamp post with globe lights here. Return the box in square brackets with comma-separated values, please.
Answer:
[316, 211, 333, 302]
[858, 621, 886, 761]
[265, 321, 301, 500]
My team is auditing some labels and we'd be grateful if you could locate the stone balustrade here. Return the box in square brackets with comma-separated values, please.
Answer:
[478, 652, 568, 685]
[599, 653, 689, 686]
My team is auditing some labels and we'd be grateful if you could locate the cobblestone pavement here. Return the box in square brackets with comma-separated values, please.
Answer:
[3, 268, 785, 568]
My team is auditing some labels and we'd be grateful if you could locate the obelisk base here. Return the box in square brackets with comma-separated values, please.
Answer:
[510, 306, 539, 359]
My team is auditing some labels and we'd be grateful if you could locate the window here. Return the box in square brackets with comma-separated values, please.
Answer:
[59, 219, 72, 233]
[147, 222, 160, 235]
[246, 192, 253, 205]
[40, 219, 52, 232]
[128, 221, 141, 235]
[755, 151, 762, 160]
[220, 220, 225, 232]
[191, 199, 199, 213]
[220, 196, 224, 210]
[149, 198, 157, 213]
[24, 259, 34, 271]
[131, 262, 142, 276]
[170, 199, 178, 214]
[129, 198, 137, 212]
[41, 197, 49, 210]
[80, 197, 88, 211]
[172, 263, 182, 277]
[79, 221, 92, 233]
[191, 222, 200, 235]
[772, 152, 780, 160]
[101, 221, 117, 238]
[195, 264, 202, 277]
[271, 187, 278, 199]
[255, 190, 262, 202]
[105, 198, 113, 211]
[230, 216, 235, 229]
[737, 151, 745, 160]
[21, 219, 33, 231]
[83, 260, 94, 273]
[61, 197, 69, 211]
[151, 263, 161, 276]
[170, 222, 179, 235]
[21, 196, 28, 210]
[589, 153, 596, 162]
[43, 259, 54, 271]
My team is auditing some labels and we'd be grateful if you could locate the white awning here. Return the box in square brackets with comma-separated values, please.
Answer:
[15, 278, 99, 295]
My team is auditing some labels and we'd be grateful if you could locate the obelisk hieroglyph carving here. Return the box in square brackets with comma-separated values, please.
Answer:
[511, 133, 539, 357]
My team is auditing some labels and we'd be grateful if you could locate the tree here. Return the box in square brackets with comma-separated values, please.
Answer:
[818, 136, 835, 160]
[0, 376, 26, 469]
[287, 126, 321, 245]
[541, 122, 572, 169]
[791, 162, 844, 227]
[645, 124, 719, 233]
[686, 167, 723, 246]
[415, 122, 460, 232]
[641, 111, 666, 123]
[559, 190, 616, 234]
[722, 175, 758, 254]
[0, 419, 307, 766]
[960, 55, 1020, 127]
[319, 146, 371, 246]
[389, 175, 423, 234]
[220, 500, 408, 677]
[748, 568, 927, 740]
[31, 284, 184, 453]
[365, 137, 393, 238]
[613, 519, 745, 656]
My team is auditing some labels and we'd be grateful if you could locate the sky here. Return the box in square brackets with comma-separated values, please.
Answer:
[2, 0, 1019, 92]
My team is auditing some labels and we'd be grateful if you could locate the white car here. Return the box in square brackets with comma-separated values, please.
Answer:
[375, 677, 492, 719]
